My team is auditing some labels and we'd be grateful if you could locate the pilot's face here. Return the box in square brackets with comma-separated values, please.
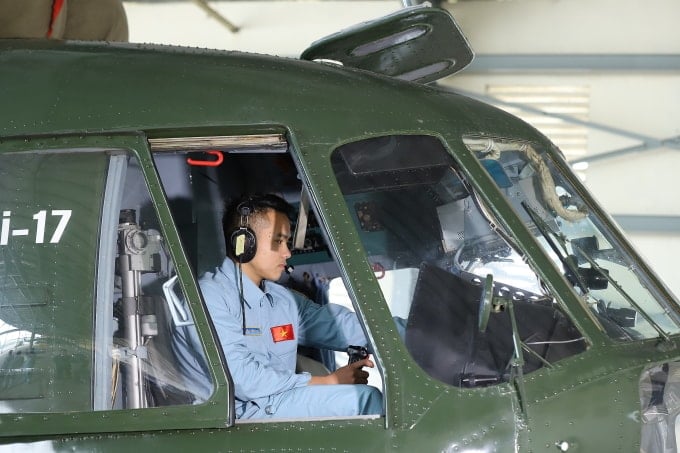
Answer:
[242, 209, 291, 286]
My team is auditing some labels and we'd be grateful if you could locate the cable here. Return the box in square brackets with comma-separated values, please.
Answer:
[237, 261, 247, 335]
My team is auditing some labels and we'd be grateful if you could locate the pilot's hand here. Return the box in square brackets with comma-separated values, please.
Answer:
[308, 358, 374, 385]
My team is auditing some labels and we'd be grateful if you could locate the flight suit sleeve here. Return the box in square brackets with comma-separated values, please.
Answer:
[294, 292, 368, 351]
[200, 279, 310, 401]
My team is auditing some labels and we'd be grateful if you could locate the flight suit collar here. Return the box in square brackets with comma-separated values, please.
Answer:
[220, 258, 276, 308]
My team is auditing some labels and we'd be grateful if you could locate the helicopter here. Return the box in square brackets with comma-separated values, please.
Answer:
[0, 5, 678, 452]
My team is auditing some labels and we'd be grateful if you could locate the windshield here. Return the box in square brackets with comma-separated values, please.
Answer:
[330, 135, 586, 387]
[464, 137, 680, 341]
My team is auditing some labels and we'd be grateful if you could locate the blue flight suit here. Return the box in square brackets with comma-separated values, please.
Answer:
[199, 258, 382, 419]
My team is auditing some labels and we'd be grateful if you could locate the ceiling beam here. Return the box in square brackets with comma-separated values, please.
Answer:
[465, 54, 680, 73]
[613, 215, 680, 233]
[574, 135, 680, 164]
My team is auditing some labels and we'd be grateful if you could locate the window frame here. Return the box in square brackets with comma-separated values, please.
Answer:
[149, 133, 391, 423]
[0, 134, 231, 438]
[326, 133, 589, 388]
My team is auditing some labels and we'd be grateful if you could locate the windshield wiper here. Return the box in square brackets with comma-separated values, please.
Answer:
[522, 201, 670, 342]
[572, 242, 670, 342]
[520, 202, 589, 293]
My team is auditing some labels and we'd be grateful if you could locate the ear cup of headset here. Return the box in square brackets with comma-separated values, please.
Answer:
[231, 226, 257, 263]
[230, 201, 257, 263]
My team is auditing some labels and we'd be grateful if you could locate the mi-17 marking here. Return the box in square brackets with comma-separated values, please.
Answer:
[1, 209, 72, 245]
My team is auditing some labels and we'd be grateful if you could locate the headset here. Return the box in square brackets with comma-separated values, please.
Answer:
[228, 199, 257, 336]
[230, 201, 257, 263]
[227, 194, 295, 334]
[228, 194, 295, 264]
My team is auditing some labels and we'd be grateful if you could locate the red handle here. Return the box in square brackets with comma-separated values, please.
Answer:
[187, 150, 224, 167]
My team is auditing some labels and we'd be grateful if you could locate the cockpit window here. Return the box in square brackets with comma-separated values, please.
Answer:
[464, 137, 680, 341]
[151, 138, 385, 421]
[0, 152, 105, 413]
[0, 149, 212, 415]
[330, 135, 586, 388]
[107, 152, 214, 408]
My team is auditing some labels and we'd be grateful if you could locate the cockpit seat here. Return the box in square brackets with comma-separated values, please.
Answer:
[405, 262, 586, 387]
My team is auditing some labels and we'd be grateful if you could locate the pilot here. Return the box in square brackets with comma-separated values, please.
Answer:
[199, 193, 382, 419]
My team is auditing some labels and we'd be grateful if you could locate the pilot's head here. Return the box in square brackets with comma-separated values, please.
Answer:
[223, 194, 294, 285]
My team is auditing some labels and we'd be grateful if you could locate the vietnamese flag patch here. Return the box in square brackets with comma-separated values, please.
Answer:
[270, 324, 295, 342]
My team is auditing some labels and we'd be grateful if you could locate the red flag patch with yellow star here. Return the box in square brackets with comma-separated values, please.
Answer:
[270, 324, 295, 342]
